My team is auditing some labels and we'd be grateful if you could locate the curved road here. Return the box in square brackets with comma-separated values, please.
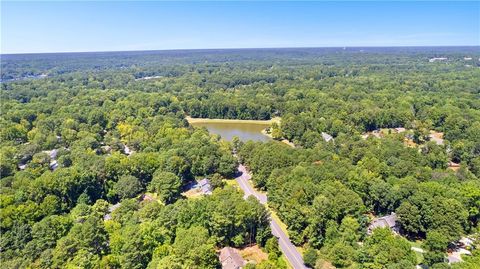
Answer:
[236, 164, 308, 269]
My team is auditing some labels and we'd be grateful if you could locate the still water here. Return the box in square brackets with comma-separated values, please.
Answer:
[190, 122, 272, 142]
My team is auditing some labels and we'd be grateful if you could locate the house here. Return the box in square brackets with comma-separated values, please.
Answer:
[43, 149, 58, 159]
[368, 213, 399, 234]
[219, 247, 246, 269]
[43, 149, 59, 171]
[49, 160, 59, 170]
[198, 178, 212, 195]
[448, 236, 474, 264]
[135, 75, 162, 81]
[104, 203, 121, 221]
[448, 248, 471, 264]
[429, 57, 447, 63]
[321, 132, 334, 142]
[123, 144, 134, 156]
[459, 237, 473, 248]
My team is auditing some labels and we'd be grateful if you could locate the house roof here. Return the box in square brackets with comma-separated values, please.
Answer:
[369, 213, 398, 230]
[219, 247, 246, 269]
[123, 144, 134, 156]
[459, 237, 473, 247]
[321, 132, 334, 142]
[198, 178, 210, 186]
[109, 203, 121, 212]
[50, 160, 59, 170]
[104, 203, 122, 221]
[43, 149, 58, 159]
[198, 178, 212, 195]
[201, 185, 212, 194]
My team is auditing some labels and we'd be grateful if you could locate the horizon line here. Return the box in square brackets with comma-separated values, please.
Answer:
[2, 45, 480, 56]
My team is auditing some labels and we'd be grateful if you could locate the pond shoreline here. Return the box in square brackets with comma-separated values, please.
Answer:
[186, 116, 280, 125]
[261, 128, 295, 148]
[186, 116, 277, 142]
[186, 116, 295, 147]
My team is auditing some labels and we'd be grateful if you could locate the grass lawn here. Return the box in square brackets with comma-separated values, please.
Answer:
[414, 250, 424, 265]
[296, 246, 305, 255]
[408, 240, 425, 264]
[409, 240, 423, 248]
[268, 208, 290, 236]
[224, 179, 239, 187]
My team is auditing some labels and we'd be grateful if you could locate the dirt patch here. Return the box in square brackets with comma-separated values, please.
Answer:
[181, 188, 202, 199]
[448, 161, 461, 171]
[429, 131, 444, 139]
[239, 245, 268, 264]
[404, 138, 418, 148]
[429, 131, 444, 145]
[280, 139, 295, 148]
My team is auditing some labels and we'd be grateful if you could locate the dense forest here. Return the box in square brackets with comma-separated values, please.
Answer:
[1, 47, 480, 268]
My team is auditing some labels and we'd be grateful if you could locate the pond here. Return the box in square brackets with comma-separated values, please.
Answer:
[189, 120, 272, 142]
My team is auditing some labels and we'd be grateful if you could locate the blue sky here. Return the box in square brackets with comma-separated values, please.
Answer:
[2, 1, 479, 54]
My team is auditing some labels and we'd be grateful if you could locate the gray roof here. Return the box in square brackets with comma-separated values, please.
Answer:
[447, 255, 461, 264]
[43, 149, 58, 159]
[321, 132, 334, 142]
[198, 178, 212, 195]
[219, 247, 246, 269]
[104, 203, 121, 221]
[109, 203, 121, 212]
[369, 213, 398, 231]
[198, 178, 210, 186]
[50, 160, 59, 170]
[123, 144, 134, 155]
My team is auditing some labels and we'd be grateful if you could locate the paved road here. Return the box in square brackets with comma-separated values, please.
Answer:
[236, 165, 267, 204]
[235, 164, 308, 269]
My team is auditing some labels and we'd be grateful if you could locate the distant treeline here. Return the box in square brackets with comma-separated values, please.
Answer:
[1, 47, 480, 268]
